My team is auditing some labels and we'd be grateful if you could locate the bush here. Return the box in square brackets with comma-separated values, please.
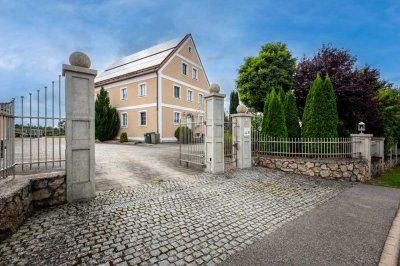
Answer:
[95, 88, 120, 141]
[120, 132, 128, 143]
[174, 126, 193, 144]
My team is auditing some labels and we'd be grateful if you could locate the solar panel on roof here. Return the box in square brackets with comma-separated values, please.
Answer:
[96, 35, 185, 83]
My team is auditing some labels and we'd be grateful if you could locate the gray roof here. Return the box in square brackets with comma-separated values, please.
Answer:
[96, 36, 184, 83]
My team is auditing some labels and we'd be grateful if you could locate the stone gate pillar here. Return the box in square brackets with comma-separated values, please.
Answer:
[351, 133, 373, 178]
[232, 105, 253, 169]
[204, 84, 225, 174]
[62, 52, 97, 201]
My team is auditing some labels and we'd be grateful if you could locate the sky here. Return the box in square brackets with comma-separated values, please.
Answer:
[0, 0, 399, 110]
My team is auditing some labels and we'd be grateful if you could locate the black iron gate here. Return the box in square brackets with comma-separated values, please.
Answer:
[224, 120, 237, 170]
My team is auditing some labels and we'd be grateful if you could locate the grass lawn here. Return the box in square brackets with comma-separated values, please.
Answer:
[47, 135, 65, 138]
[375, 166, 400, 188]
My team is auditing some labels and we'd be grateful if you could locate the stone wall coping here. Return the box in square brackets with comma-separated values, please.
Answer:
[204, 93, 226, 99]
[254, 155, 368, 164]
[231, 113, 253, 118]
[350, 134, 373, 137]
[62, 64, 97, 76]
[0, 171, 65, 200]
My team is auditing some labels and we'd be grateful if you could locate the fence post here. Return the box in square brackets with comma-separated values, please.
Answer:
[351, 133, 373, 176]
[231, 105, 253, 169]
[62, 52, 97, 201]
[204, 84, 225, 174]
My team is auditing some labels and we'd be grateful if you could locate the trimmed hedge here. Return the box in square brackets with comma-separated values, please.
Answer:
[120, 132, 128, 143]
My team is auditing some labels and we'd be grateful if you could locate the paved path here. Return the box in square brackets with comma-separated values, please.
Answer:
[95, 143, 203, 191]
[0, 168, 348, 265]
[222, 183, 400, 266]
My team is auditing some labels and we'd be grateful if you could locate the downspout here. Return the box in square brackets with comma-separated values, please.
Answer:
[156, 71, 159, 134]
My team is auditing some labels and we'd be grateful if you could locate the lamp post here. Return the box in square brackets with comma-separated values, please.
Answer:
[358, 122, 365, 134]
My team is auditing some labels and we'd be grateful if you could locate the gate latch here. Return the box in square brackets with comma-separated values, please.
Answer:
[233, 142, 238, 149]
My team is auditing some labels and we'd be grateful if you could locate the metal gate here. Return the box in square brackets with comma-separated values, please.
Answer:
[0, 100, 15, 179]
[179, 117, 206, 168]
[224, 120, 238, 170]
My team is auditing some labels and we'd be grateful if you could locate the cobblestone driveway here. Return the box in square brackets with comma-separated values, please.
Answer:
[0, 168, 349, 265]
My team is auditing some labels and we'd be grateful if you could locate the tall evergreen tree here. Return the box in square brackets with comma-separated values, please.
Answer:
[264, 90, 288, 137]
[302, 74, 338, 138]
[284, 91, 301, 138]
[229, 91, 240, 115]
[277, 86, 286, 105]
[95, 88, 120, 141]
[261, 90, 273, 133]
[302, 74, 322, 137]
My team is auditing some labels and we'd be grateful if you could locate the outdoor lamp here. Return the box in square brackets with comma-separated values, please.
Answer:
[358, 122, 365, 134]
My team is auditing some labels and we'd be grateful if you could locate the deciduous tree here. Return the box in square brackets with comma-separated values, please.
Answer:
[237, 42, 296, 112]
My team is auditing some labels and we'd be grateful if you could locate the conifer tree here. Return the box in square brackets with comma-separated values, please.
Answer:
[95, 88, 120, 141]
[302, 74, 338, 137]
[264, 90, 288, 137]
[284, 91, 301, 138]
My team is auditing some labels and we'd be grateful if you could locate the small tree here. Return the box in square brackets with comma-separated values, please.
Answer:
[95, 88, 120, 141]
[302, 74, 338, 138]
[284, 91, 301, 138]
[264, 90, 287, 137]
[277, 86, 286, 105]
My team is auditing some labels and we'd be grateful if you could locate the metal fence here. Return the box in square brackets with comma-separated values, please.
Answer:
[0, 100, 15, 179]
[179, 118, 205, 167]
[15, 76, 66, 173]
[252, 129, 356, 159]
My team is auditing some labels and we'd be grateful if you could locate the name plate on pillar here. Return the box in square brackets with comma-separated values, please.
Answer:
[244, 128, 250, 137]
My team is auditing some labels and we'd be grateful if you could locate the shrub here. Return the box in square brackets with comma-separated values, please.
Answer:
[120, 132, 128, 143]
[95, 88, 120, 141]
[174, 126, 193, 144]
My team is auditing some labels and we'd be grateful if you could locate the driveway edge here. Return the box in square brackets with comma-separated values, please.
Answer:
[379, 203, 400, 266]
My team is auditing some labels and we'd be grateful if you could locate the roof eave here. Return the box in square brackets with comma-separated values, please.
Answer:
[95, 65, 159, 87]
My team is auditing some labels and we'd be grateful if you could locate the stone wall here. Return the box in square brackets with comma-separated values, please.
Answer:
[371, 156, 400, 177]
[253, 156, 370, 182]
[0, 172, 66, 237]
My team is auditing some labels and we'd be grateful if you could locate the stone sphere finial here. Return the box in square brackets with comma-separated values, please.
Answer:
[69, 51, 91, 68]
[236, 104, 248, 113]
[209, 83, 220, 93]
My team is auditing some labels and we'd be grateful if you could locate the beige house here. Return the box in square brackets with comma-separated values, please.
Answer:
[95, 34, 210, 142]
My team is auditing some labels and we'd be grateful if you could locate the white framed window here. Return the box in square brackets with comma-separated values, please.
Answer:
[192, 67, 198, 80]
[187, 90, 193, 102]
[173, 85, 181, 99]
[173, 111, 181, 125]
[198, 114, 204, 125]
[198, 93, 203, 105]
[182, 62, 188, 75]
[139, 111, 147, 127]
[138, 83, 147, 97]
[188, 46, 192, 54]
[121, 112, 128, 128]
[120, 88, 128, 100]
